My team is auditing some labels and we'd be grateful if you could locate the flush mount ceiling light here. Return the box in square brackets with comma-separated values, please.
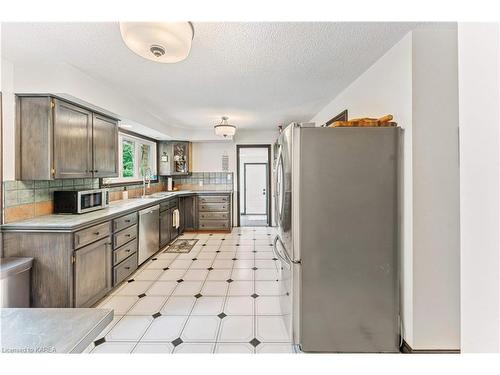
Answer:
[214, 116, 237, 138]
[119, 22, 194, 63]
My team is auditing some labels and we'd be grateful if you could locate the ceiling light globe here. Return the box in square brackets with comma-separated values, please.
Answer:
[119, 22, 194, 63]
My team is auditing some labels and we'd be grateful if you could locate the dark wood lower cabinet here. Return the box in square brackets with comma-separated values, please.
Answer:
[182, 195, 197, 231]
[1, 192, 233, 307]
[159, 208, 171, 248]
[74, 236, 112, 307]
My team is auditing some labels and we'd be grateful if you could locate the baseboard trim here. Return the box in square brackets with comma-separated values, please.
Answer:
[401, 339, 460, 354]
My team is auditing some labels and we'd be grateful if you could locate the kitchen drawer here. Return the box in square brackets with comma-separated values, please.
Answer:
[113, 212, 137, 232]
[199, 211, 229, 220]
[113, 251, 138, 286]
[198, 195, 229, 204]
[74, 221, 111, 249]
[198, 220, 230, 230]
[198, 202, 229, 212]
[113, 239, 138, 266]
[160, 198, 178, 212]
[113, 224, 137, 249]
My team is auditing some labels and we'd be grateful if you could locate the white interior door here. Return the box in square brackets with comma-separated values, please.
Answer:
[245, 164, 267, 214]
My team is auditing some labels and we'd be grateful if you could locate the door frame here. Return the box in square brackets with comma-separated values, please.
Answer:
[236, 144, 272, 227]
[243, 162, 268, 215]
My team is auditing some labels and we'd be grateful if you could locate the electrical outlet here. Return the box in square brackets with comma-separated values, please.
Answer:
[199, 180, 203, 187]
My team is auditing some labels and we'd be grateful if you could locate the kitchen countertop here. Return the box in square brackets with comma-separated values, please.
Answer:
[0, 308, 113, 353]
[1, 190, 233, 232]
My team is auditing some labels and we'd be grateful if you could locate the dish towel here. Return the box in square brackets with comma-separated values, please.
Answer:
[173, 209, 180, 229]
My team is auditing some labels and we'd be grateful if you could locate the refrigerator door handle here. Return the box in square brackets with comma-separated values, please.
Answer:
[272, 235, 287, 264]
[274, 235, 301, 265]
[275, 235, 301, 264]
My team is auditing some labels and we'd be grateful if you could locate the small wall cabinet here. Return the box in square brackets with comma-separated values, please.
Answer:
[16, 95, 119, 180]
[158, 141, 192, 176]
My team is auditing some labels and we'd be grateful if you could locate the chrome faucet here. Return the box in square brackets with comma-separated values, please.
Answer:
[142, 167, 152, 198]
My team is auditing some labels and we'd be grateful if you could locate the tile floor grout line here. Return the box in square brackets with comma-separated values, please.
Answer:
[173, 237, 221, 352]
[213, 244, 236, 352]
[129, 243, 206, 353]
[116, 251, 183, 353]
[92, 227, 291, 353]
[253, 232, 257, 353]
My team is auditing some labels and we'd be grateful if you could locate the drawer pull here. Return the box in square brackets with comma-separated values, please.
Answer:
[94, 232, 100, 235]
[126, 234, 131, 237]
[125, 219, 131, 223]
[124, 266, 131, 270]
[125, 249, 131, 252]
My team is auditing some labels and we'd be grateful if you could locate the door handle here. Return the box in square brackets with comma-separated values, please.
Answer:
[262, 188, 266, 195]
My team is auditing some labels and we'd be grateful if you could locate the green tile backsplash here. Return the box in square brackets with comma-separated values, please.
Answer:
[172, 172, 233, 190]
[2, 178, 99, 208]
[2, 172, 233, 209]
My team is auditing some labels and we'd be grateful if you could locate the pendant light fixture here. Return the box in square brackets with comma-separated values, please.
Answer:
[214, 116, 237, 138]
[119, 22, 194, 63]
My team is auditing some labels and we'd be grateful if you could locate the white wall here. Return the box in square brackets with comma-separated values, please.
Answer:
[411, 26, 460, 350]
[458, 23, 500, 353]
[310, 25, 461, 350]
[311, 33, 416, 346]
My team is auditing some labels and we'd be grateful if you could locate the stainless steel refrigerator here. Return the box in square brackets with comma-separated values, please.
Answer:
[272, 123, 401, 353]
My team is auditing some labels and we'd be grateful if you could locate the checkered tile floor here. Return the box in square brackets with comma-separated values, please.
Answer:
[87, 226, 294, 353]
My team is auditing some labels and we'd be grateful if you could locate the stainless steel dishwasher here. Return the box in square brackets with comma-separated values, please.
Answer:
[138, 205, 160, 265]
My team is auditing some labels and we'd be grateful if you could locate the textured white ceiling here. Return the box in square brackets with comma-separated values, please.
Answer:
[1, 22, 420, 131]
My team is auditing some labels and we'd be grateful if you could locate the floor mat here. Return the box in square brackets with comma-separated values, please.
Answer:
[163, 238, 199, 253]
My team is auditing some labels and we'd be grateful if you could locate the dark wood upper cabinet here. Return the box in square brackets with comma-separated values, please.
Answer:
[53, 99, 93, 179]
[92, 113, 119, 178]
[16, 95, 119, 180]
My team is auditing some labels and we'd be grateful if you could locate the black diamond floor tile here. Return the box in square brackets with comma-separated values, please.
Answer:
[194, 293, 202, 298]
[249, 338, 261, 347]
[177, 279, 184, 283]
[152, 312, 162, 319]
[127, 279, 135, 283]
[251, 293, 259, 299]
[217, 312, 227, 319]
[138, 293, 146, 298]
[94, 337, 106, 346]
[171, 337, 183, 347]
[226, 279, 233, 283]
